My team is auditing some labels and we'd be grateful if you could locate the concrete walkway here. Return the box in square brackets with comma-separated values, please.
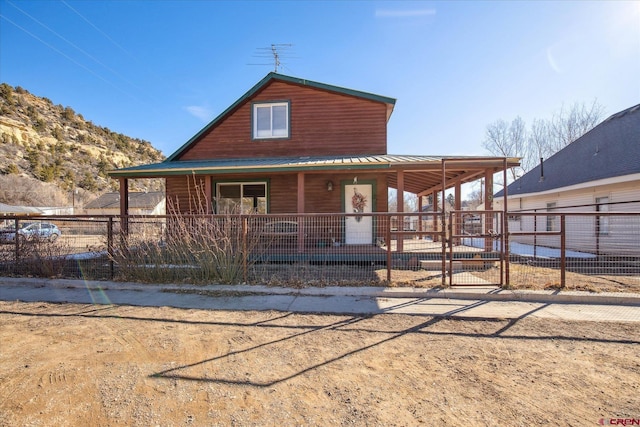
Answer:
[1, 277, 639, 322]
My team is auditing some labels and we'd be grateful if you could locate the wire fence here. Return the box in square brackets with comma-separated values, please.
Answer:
[504, 212, 640, 292]
[0, 212, 638, 291]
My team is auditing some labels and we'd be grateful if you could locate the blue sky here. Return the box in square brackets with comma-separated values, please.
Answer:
[1, 0, 639, 160]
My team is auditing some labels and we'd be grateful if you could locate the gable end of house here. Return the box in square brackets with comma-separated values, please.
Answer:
[166, 73, 396, 162]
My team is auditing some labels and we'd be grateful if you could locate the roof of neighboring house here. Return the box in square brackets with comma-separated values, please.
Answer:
[495, 104, 640, 198]
[0, 202, 43, 215]
[165, 72, 397, 162]
[85, 192, 165, 210]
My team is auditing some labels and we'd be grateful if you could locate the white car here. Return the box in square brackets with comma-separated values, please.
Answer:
[0, 222, 61, 243]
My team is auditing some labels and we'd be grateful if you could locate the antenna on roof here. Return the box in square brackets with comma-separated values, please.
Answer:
[249, 44, 295, 73]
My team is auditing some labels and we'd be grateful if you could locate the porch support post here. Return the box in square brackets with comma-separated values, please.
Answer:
[396, 170, 404, 252]
[454, 178, 461, 245]
[502, 157, 510, 287]
[484, 169, 493, 211]
[432, 190, 439, 242]
[441, 159, 447, 286]
[297, 172, 305, 252]
[119, 177, 129, 235]
[484, 168, 493, 252]
[417, 195, 423, 234]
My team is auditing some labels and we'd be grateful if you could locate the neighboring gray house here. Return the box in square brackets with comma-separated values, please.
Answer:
[85, 192, 166, 216]
[494, 104, 640, 255]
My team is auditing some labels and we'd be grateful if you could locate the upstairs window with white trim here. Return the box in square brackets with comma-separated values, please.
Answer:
[253, 102, 289, 139]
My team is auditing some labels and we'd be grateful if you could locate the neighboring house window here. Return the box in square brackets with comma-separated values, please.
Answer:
[595, 197, 609, 235]
[546, 202, 557, 232]
[508, 214, 522, 231]
[216, 182, 267, 214]
[253, 102, 289, 139]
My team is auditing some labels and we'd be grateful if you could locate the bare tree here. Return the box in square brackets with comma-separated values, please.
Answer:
[546, 100, 605, 154]
[388, 189, 419, 212]
[465, 188, 483, 210]
[482, 100, 605, 178]
[482, 116, 527, 181]
[404, 193, 418, 212]
[526, 118, 548, 171]
[446, 193, 455, 208]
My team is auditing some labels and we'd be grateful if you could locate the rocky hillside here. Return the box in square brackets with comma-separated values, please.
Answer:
[0, 83, 165, 207]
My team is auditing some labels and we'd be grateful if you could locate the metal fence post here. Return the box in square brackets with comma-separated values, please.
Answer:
[242, 217, 248, 283]
[533, 209, 538, 258]
[386, 216, 391, 283]
[560, 215, 566, 288]
[108, 216, 114, 279]
[441, 212, 447, 287]
[503, 211, 509, 287]
[13, 217, 19, 267]
[502, 157, 509, 287]
[447, 212, 453, 287]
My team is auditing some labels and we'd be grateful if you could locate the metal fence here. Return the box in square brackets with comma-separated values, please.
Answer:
[1, 212, 638, 290]
[504, 212, 640, 291]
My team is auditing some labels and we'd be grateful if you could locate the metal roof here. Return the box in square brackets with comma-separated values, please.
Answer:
[0, 202, 43, 215]
[109, 154, 519, 195]
[110, 154, 515, 176]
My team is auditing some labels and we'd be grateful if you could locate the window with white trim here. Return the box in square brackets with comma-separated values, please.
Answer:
[253, 102, 289, 139]
[596, 197, 609, 235]
[546, 202, 557, 232]
[216, 182, 267, 214]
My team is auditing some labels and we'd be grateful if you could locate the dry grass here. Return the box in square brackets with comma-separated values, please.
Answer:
[473, 263, 640, 293]
[249, 262, 640, 293]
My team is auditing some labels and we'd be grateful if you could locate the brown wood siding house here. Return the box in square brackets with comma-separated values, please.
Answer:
[166, 77, 391, 216]
[110, 73, 519, 247]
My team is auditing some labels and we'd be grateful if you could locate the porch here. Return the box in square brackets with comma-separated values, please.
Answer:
[110, 156, 521, 249]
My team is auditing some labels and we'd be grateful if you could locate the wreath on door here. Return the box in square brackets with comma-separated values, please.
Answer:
[352, 188, 367, 222]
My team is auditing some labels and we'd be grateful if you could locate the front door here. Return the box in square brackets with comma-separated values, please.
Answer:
[344, 183, 373, 245]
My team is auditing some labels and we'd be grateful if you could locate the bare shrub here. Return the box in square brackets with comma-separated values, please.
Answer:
[14, 236, 72, 277]
[111, 199, 265, 285]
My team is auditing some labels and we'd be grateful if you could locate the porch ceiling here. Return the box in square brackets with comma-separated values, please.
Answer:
[386, 158, 516, 195]
[109, 154, 519, 195]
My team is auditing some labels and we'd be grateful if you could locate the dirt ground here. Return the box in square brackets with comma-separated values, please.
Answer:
[1, 301, 639, 426]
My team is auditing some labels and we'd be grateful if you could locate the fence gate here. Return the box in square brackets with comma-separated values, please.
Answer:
[447, 210, 506, 286]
